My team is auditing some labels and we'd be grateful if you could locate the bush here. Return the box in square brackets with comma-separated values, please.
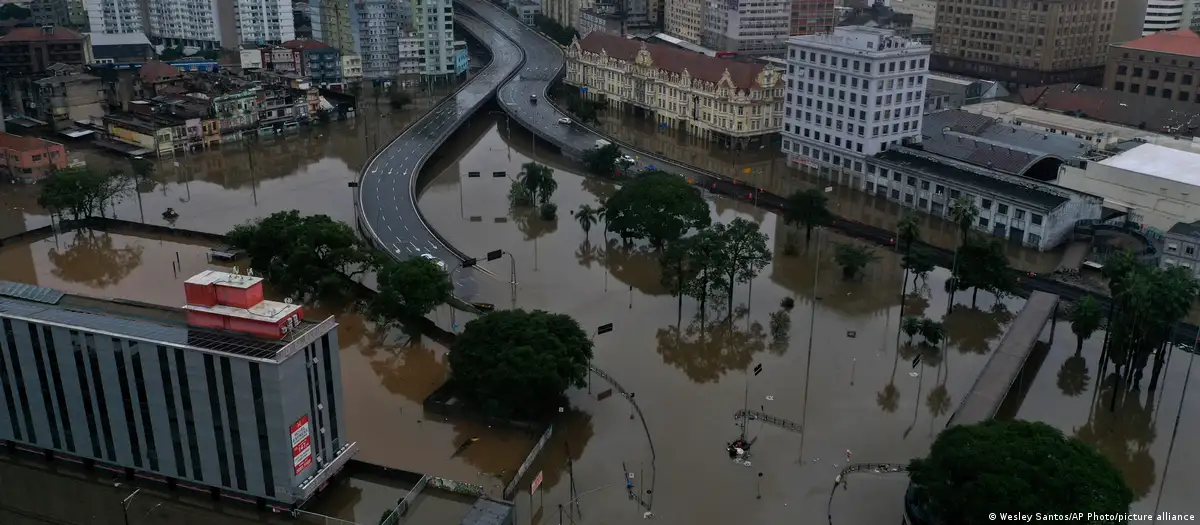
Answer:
[539, 202, 558, 220]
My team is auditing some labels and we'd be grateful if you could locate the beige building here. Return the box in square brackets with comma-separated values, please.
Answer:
[665, 0, 705, 44]
[341, 54, 362, 83]
[544, 0, 593, 30]
[565, 32, 784, 146]
[890, 0, 937, 29]
[931, 0, 1116, 87]
[1103, 29, 1200, 104]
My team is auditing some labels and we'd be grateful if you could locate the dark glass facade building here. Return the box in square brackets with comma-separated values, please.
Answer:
[0, 276, 356, 510]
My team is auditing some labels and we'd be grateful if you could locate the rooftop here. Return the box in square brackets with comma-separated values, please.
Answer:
[1099, 143, 1200, 186]
[0, 281, 332, 362]
[873, 148, 1070, 209]
[87, 32, 151, 47]
[458, 498, 515, 525]
[1167, 220, 1200, 239]
[1018, 83, 1200, 138]
[0, 26, 86, 42]
[577, 32, 773, 89]
[788, 25, 928, 55]
[0, 132, 58, 151]
[140, 60, 181, 83]
[1113, 29, 1200, 58]
[920, 109, 1090, 177]
[839, 4, 914, 28]
[280, 38, 332, 51]
[185, 269, 262, 289]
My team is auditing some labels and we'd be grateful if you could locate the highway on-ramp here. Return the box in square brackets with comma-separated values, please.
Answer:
[358, 13, 523, 298]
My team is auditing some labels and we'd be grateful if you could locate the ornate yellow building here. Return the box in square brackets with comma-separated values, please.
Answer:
[565, 32, 785, 147]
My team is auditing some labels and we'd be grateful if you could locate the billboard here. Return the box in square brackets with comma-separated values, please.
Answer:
[290, 415, 314, 475]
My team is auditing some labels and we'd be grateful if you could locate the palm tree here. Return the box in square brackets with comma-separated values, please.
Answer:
[918, 318, 946, 347]
[876, 383, 900, 413]
[948, 196, 979, 245]
[575, 204, 597, 239]
[897, 212, 922, 340]
[1068, 295, 1103, 357]
[519, 162, 557, 204]
[783, 188, 833, 244]
[902, 316, 922, 344]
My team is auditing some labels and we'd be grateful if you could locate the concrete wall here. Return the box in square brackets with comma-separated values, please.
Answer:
[1057, 162, 1200, 232]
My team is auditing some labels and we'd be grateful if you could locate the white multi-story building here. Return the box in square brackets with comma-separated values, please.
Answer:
[85, 0, 144, 34]
[398, 30, 423, 77]
[310, 0, 358, 53]
[701, 0, 790, 55]
[415, 0, 455, 80]
[145, 0, 225, 48]
[1143, 0, 1187, 34]
[354, 0, 402, 79]
[236, 0, 296, 44]
[782, 26, 930, 176]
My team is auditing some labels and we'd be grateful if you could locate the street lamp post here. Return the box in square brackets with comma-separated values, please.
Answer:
[121, 488, 140, 525]
[130, 156, 146, 223]
[799, 226, 824, 463]
[449, 257, 478, 331]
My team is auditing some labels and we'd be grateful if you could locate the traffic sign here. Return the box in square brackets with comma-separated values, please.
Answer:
[753, 363, 763, 376]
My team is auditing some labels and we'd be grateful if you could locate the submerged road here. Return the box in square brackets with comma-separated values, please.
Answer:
[358, 14, 522, 298]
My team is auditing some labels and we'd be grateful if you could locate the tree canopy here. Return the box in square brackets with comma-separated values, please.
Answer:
[0, 3, 32, 19]
[834, 243, 878, 280]
[369, 256, 452, 326]
[226, 211, 378, 301]
[448, 309, 593, 418]
[37, 166, 129, 221]
[784, 189, 833, 243]
[953, 235, 1015, 307]
[520, 162, 557, 205]
[603, 171, 710, 248]
[533, 14, 579, 46]
[581, 143, 623, 176]
[1068, 295, 1103, 356]
[711, 218, 772, 312]
[908, 420, 1132, 525]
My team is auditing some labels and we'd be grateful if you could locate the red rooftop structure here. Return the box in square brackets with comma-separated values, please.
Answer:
[182, 269, 304, 339]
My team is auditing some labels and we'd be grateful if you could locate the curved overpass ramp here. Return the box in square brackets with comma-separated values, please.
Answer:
[357, 13, 523, 297]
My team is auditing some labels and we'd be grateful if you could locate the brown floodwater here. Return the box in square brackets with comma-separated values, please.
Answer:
[0, 229, 524, 522]
[0, 85, 460, 239]
[416, 117, 1200, 523]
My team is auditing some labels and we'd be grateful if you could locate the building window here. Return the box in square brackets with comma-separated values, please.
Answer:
[1117, 65, 1127, 75]
[27, 325, 62, 450]
[1166, 242, 1179, 253]
[157, 346, 186, 478]
[1028, 233, 1041, 246]
[996, 203, 1009, 215]
[203, 354, 232, 487]
[1149, 69, 1159, 80]
[980, 198, 992, 210]
[1133, 67, 1143, 77]
[1187, 245, 1197, 257]
[1115, 81, 1125, 91]
[1131, 84, 1141, 94]
[1014, 209, 1025, 220]
[174, 349, 203, 480]
[1147, 86, 1157, 96]
[980, 217, 989, 227]
[220, 357, 247, 491]
[1163, 89, 1173, 99]
[1031, 214, 1043, 226]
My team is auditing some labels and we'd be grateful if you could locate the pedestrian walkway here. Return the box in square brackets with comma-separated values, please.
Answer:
[946, 291, 1060, 427]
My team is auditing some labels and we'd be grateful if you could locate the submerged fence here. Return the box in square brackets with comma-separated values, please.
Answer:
[589, 366, 657, 510]
[502, 425, 554, 499]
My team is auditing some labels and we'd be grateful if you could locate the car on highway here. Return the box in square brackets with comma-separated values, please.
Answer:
[419, 253, 447, 270]
[557, 117, 572, 125]
[530, 94, 537, 104]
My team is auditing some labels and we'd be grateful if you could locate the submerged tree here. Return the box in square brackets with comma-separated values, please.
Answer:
[710, 218, 772, 313]
[834, 243, 879, 280]
[783, 188, 833, 244]
[604, 171, 710, 248]
[1068, 295, 1104, 357]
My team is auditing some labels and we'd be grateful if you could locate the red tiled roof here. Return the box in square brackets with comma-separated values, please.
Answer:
[1018, 83, 1200, 137]
[0, 132, 54, 152]
[140, 60, 180, 83]
[280, 39, 331, 51]
[575, 32, 771, 90]
[1115, 29, 1200, 57]
[0, 26, 86, 42]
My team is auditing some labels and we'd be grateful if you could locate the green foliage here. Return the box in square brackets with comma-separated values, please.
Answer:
[1068, 295, 1103, 356]
[909, 420, 1133, 525]
[660, 228, 724, 310]
[834, 243, 879, 280]
[539, 202, 558, 220]
[563, 91, 601, 123]
[710, 218, 772, 312]
[37, 166, 130, 221]
[508, 180, 534, 207]
[918, 318, 945, 346]
[1102, 252, 1200, 387]
[519, 162, 557, 205]
[949, 197, 980, 244]
[159, 45, 218, 61]
[0, 3, 32, 19]
[574, 204, 598, 236]
[369, 257, 452, 325]
[780, 297, 795, 310]
[902, 247, 936, 281]
[448, 309, 593, 418]
[954, 235, 1014, 307]
[604, 171, 710, 248]
[226, 210, 378, 301]
[581, 143, 623, 176]
[783, 188, 833, 243]
[897, 212, 921, 250]
[533, 14, 579, 46]
[901, 316, 922, 343]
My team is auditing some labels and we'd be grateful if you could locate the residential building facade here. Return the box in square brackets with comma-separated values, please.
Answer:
[931, 0, 1116, 87]
[0, 26, 93, 76]
[0, 272, 356, 509]
[0, 132, 68, 182]
[1161, 220, 1200, 278]
[782, 27, 931, 177]
[31, 0, 89, 30]
[701, 0, 791, 55]
[84, 0, 145, 34]
[89, 32, 154, 64]
[665, 0, 705, 44]
[354, 0, 401, 80]
[1103, 29, 1200, 105]
[235, 0, 297, 45]
[889, 0, 936, 30]
[309, 0, 357, 53]
[281, 38, 342, 84]
[453, 40, 468, 75]
[397, 31, 423, 78]
[579, 6, 623, 37]
[341, 53, 362, 82]
[416, 0, 456, 80]
[566, 32, 785, 147]
[32, 63, 105, 130]
[146, 0, 226, 48]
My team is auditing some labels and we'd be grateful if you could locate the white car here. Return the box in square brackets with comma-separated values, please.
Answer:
[558, 117, 572, 125]
[619, 155, 636, 165]
[419, 253, 447, 270]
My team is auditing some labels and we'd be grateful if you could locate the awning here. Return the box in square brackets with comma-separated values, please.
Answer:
[4, 116, 47, 128]
[59, 128, 96, 138]
[92, 138, 152, 156]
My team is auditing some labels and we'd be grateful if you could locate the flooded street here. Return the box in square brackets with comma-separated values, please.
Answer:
[0, 85, 461, 239]
[417, 117, 1200, 523]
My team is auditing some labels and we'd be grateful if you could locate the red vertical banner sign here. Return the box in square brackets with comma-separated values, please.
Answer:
[290, 415, 313, 475]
